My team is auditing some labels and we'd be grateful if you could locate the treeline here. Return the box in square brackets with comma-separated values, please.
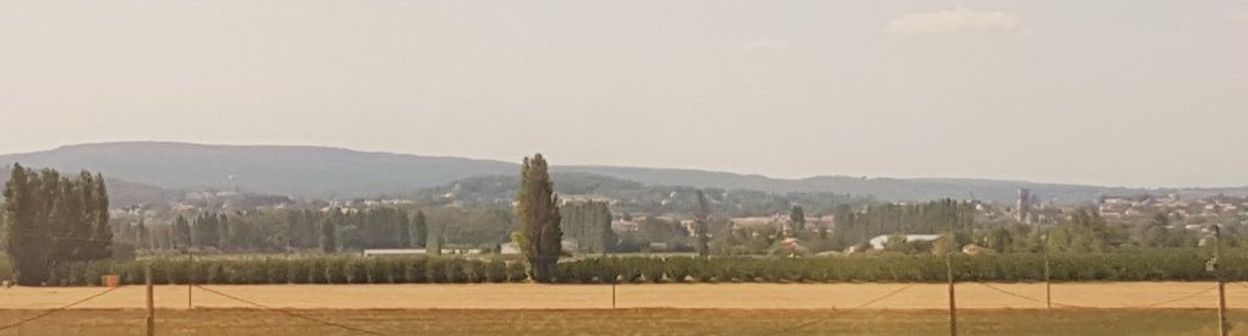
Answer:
[116, 208, 445, 253]
[411, 173, 872, 218]
[42, 249, 1248, 286]
[2, 165, 113, 285]
[561, 201, 616, 253]
[971, 209, 1225, 257]
[834, 200, 975, 245]
[282, 207, 414, 251]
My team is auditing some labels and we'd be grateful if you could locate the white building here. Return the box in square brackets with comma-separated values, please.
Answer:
[868, 234, 943, 250]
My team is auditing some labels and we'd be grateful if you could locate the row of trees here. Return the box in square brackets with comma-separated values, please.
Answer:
[977, 209, 1211, 255]
[115, 208, 437, 253]
[3, 165, 113, 285]
[834, 200, 976, 246]
[561, 200, 616, 254]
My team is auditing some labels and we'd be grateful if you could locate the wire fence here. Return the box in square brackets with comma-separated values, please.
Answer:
[766, 283, 917, 336]
[976, 282, 1219, 309]
[0, 286, 121, 332]
[192, 285, 391, 336]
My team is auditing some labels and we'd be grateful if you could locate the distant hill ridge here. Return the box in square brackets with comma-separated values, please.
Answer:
[2, 142, 1242, 204]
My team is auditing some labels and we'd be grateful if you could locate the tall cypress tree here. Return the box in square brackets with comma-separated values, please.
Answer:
[48, 176, 79, 261]
[89, 173, 111, 259]
[789, 206, 806, 238]
[136, 217, 150, 250]
[3, 164, 51, 285]
[412, 210, 427, 248]
[426, 220, 443, 256]
[319, 214, 336, 253]
[514, 154, 561, 282]
[172, 215, 192, 249]
[398, 211, 411, 247]
[693, 190, 711, 258]
[217, 213, 231, 251]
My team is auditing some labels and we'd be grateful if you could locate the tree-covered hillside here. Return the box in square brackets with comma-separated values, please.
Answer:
[4, 142, 1242, 204]
[0, 166, 181, 208]
[0, 142, 516, 199]
[407, 173, 872, 217]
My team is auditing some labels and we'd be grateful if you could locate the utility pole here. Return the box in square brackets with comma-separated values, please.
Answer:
[1043, 231, 1052, 310]
[187, 251, 194, 310]
[146, 262, 155, 336]
[947, 200, 959, 336]
[947, 252, 957, 336]
[1213, 225, 1228, 336]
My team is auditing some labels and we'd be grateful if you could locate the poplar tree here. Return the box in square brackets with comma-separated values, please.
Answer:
[320, 215, 337, 253]
[693, 190, 711, 258]
[136, 217, 150, 250]
[89, 173, 111, 259]
[398, 211, 411, 247]
[560, 201, 615, 254]
[412, 210, 427, 248]
[514, 154, 561, 282]
[3, 165, 51, 285]
[789, 206, 806, 238]
[426, 221, 443, 256]
[217, 213, 232, 251]
[172, 215, 192, 249]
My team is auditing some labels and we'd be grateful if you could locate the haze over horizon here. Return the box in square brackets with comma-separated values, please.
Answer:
[2, 1, 1246, 188]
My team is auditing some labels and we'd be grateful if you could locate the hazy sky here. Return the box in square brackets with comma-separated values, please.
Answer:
[1, 1, 1246, 188]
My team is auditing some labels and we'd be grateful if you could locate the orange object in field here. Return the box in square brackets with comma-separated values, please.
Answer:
[102, 274, 120, 288]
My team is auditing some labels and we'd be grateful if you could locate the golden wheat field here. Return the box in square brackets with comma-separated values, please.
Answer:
[1, 282, 1245, 310]
[4, 283, 1248, 335]
[2, 308, 1248, 336]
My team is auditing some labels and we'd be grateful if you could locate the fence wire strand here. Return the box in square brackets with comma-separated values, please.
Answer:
[193, 285, 392, 336]
[977, 283, 1217, 309]
[0, 286, 120, 332]
[764, 283, 916, 336]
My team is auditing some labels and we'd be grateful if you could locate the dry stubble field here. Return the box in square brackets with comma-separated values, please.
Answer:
[4, 283, 1248, 335]
[1, 282, 1245, 310]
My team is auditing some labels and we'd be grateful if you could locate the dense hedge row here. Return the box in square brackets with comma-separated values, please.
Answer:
[0, 255, 12, 282]
[40, 250, 1247, 286]
[556, 251, 1247, 284]
[48, 257, 527, 286]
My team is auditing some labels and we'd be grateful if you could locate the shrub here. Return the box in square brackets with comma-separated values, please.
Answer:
[444, 259, 466, 283]
[364, 258, 386, 284]
[426, 258, 447, 283]
[345, 259, 369, 284]
[506, 261, 528, 282]
[288, 259, 311, 284]
[485, 261, 508, 283]
[266, 259, 289, 284]
[404, 258, 427, 283]
[464, 260, 486, 283]
[325, 258, 349, 284]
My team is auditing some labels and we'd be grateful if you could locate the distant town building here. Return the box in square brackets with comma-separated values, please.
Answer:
[868, 234, 942, 250]
[362, 249, 426, 257]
